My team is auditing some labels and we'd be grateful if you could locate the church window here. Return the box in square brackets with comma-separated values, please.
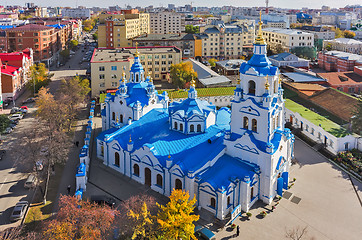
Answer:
[248, 80, 256, 95]
[115, 152, 120, 167]
[179, 123, 183, 132]
[100, 145, 104, 157]
[136, 74, 139, 82]
[190, 124, 194, 132]
[227, 196, 231, 206]
[274, 80, 278, 93]
[112, 112, 115, 120]
[250, 187, 254, 202]
[174, 122, 177, 130]
[243, 117, 249, 129]
[157, 174, 163, 187]
[133, 164, 140, 176]
[252, 119, 257, 132]
[175, 179, 182, 190]
[197, 124, 201, 132]
[120, 114, 123, 123]
[210, 197, 216, 209]
[276, 115, 280, 128]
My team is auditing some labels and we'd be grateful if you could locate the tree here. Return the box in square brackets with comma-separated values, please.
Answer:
[27, 63, 52, 95]
[0, 114, 10, 133]
[325, 43, 332, 51]
[343, 30, 356, 39]
[69, 40, 79, 50]
[92, 31, 98, 40]
[285, 226, 308, 240]
[185, 25, 200, 34]
[118, 194, 157, 239]
[170, 62, 197, 88]
[156, 189, 199, 240]
[208, 58, 217, 67]
[43, 195, 119, 240]
[291, 47, 317, 60]
[351, 97, 362, 135]
[60, 49, 70, 61]
[275, 44, 285, 54]
[331, 27, 344, 38]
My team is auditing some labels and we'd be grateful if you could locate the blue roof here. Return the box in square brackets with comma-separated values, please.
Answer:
[269, 52, 296, 61]
[169, 98, 216, 118]
[76, 163, 86, 177]
[97, 108, 231, 173]
[46, 24, 66, 29]
[239, 49, 278, 76]
[0, 25, 15, 29]
[130, 56, 144, 73]
[198, 154, 259, 190]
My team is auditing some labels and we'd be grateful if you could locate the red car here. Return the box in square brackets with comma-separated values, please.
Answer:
[20, 106, 28, 110]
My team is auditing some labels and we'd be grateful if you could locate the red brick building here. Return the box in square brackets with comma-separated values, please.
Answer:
[317, 66, 362, 94]
[0, 60, 22, 101]
[318, 50, 362, 72]
[6, 24, 57, 64]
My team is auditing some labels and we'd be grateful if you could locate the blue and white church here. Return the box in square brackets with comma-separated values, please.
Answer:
[96, 21, 294, 220]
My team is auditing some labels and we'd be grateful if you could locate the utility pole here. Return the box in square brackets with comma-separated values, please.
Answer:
[265, 0, 269, 14]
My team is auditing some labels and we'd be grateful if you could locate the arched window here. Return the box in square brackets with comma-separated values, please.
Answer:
[252, 119, 257, 132]
[179, 123, 183, 132]
[157, 174, 163, 187]
[174, 122, 177, 130]
[250, 187, 254, 202]
[175, 179, 182, 190]
[227, 196, 230, 206]
[197, 124, 201, 132]
[120, 114, 123, 123]
[112, 112, 115, 120]
[248, 80, 256, 95]
[100, 146, 104, 156]
[243, 117, 249, 129]
[210, 197, 216, 209]
[136, 74, 139, 82]
[115, 152, 120, 167]
[274, 80, 278, 93]
[133, 164, 139, 176]
[190, 124, 194, 132]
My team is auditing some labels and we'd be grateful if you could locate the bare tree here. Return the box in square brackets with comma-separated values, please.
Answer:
[285, 226, 308, 240]
[0, 226, 22, 240]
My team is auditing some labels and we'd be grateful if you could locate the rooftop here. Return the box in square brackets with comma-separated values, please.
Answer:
[216, 59, 246, 70]
[7, 24, 53, 31]
[282, 72, 326, 83]
[325, 38, 362, 45]
[262, 28, 313, 36]
[269, 52, 309, 62]
[285, 82, 326, 96]
[318, 71, 362, 86]
[321, 51, 362, 64]
[134, 33, 195, 41]
[91, 47, 181, 63]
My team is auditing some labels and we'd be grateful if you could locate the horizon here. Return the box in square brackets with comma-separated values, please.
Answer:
[4, 0, 362, 10]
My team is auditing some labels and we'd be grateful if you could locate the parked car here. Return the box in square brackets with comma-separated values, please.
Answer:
[9, 114, 23, 121]
[24, 174, 37, 189]
[0, 150, 6, 161]
[10, 201, 29, 222]
[90, 195, 116, 208]
[10, 107, 24, 114]
[194, 226, 216, 240]
[20, 106, 29, 111]
[22, 97, 35, 104]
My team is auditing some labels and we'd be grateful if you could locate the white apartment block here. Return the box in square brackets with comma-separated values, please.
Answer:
[150, 12, 185, 34]
[262, 28, 314, 52]
[323, 38, 362, 55]
[62, 8, 91, 19]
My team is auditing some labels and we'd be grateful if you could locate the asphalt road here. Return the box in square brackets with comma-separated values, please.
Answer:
[0, 34, 92, 232]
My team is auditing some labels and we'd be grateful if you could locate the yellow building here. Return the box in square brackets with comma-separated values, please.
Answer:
[90, 47, 182, 97]
[98, 10, 150, 48]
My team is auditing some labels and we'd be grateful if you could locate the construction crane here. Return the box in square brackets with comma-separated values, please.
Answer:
[265, 0, 269, 14]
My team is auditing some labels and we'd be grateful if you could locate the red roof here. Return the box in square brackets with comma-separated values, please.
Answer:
[1, 64, 20, 76]
[7, 24, 53, 31]
[318, 72, 362, 86]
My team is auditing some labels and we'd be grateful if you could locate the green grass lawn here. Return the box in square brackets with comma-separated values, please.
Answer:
[285, 99, 349, 137]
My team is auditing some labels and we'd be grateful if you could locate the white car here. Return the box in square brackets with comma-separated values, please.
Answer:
[10, 201, 29, 222]
[8, 114, 23, 121]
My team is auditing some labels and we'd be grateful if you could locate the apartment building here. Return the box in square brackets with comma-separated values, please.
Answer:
[323, 38, 362, 55]
[262, 28, 314, 52]
[62, 8, 91, 19]
[150, 11, 185, 34]
[200, 22, 255, 59]
[98, 10, 150, 48]
[90, 46, 181, 97]
[300, 26, 335, 40]
[133, 33, 202, 59]
[318, 51, 362, 72]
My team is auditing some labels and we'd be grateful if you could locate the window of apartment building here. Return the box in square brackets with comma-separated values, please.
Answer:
[111, 66, 117, 71]
[148, 55, 152, 59]
[155, 61, 159, 65]
[148, 68, 152, 72]
[168, 61, 172, 64]
[168, 54, 172, 58]
[154, 55, 159, 59]
[99, 66, 105, 71]
[99, 74, 105, 79]
[43, 49, 47, 53]
[161, 55, 166, 59]
[155, 74, 159, 78]
[162, 61, 166, 65]
[162, 67, 166, 71]
[348, 87, 355, 93]
[100, 82, 105, 87]
[43, 43, 47, 47]
[155, 68, 159, 72]
[111, 82, 117, 87]
[111, 74, 117, 79]
[34, 33, 38, 36]
[147, 61, 151, 65]
[34, 44, 39, 49]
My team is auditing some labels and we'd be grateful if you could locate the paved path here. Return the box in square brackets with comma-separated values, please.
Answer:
[214, 138, 362, 240]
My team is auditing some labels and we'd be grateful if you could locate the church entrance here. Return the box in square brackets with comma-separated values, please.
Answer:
[145, 168, 151, 186]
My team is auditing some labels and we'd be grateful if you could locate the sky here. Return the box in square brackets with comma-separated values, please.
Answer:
[2, 0, 361, 9]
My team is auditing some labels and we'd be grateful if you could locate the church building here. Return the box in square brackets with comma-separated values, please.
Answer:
[96, 19, 294, 220]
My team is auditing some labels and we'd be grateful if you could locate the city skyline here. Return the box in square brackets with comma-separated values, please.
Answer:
[4, 0, 362, 9]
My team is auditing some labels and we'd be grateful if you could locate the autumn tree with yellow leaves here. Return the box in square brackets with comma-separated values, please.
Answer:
[156, 189, 199, 240]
